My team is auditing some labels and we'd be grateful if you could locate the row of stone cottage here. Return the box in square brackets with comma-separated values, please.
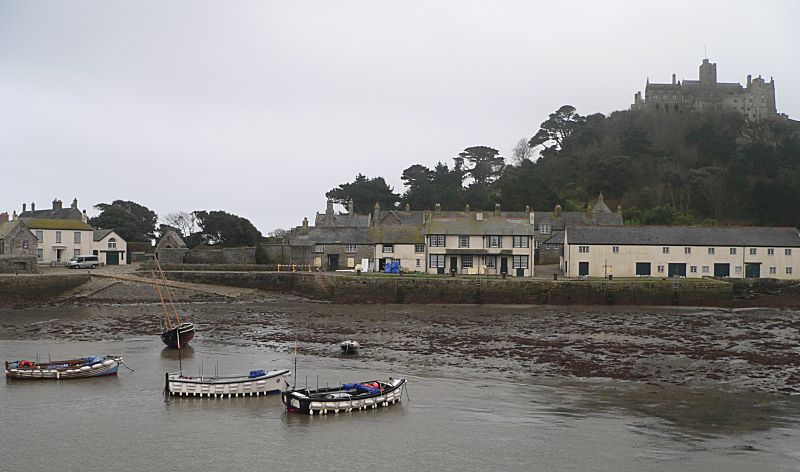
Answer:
[0, 199, 128, 273]
[283, 195, 800, 280]
[282, 194, 623, 277]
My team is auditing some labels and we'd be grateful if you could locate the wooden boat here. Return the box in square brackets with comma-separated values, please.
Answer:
[161, 322, 195, 349]
[166, 368, 291, 397]
[152, 258, 195, 348]
[340, 340, 360, 354]
[5, 355, 122, 380]
[282, 377, 406, 415]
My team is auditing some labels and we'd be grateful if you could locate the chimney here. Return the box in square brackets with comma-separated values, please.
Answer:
[672, 73, 676, 85]
[373, 202, 381, 221]
[423, 211, 430, 223]
[347, 200, 354, 214]
[71, 198, 78, 209]
[476, 210, 483, 221]
[494, 203, 500, 216]
[0, 212, 8, 223]
[12, 210, 17, 220]
[434, 203, 442, 215]
[464, 204, 470, 212]
[302, 217, 309, 229]
[326, 199, 334, 215]
[22, 203, 26, 213]
[617, 205, 622, 215]
[31, 202, 35, 212]
[554, 204, 562, 217]
[747, 74, 752, 87]
[81, 210, 88, 224]
[405, 203, 410, 212]
[52, 199, 62, 210]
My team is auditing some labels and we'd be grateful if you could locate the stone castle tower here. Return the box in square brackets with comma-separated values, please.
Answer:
[631, 58, 779, 121]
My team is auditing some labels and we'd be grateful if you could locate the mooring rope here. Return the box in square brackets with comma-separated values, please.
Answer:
[118, 358, 135, 372]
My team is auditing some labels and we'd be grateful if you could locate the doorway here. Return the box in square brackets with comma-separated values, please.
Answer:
[714, 263, 730, 277]
[106, 251, 119, 265]
[578, 261, 589, 276]
[668, 263, 686, 277]
[327, 254, 339, 271]
[449, 256, 458, 274]
[745, 263, 761, 278]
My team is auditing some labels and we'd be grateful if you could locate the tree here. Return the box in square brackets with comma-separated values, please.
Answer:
[528, 105, 586, 153]
[162, 211, 198, 237]
[456, 146, 505, 186]
[193, 210, 262, 246]
[326, 174, 399, 213]
[510, 138, 533, 165]
[92, 200, 157, 242]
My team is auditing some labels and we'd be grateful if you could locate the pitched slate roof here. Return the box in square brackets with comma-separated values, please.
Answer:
[19, 218, 93, 230]
[290, 227, 371, 245]
[19, 207, 83, 221]
[425, 215, 536, 236]
[314, 212, 370, 228]
[566, 226, 800, 247]
[0, 221, 19, 239]
[93, 229, 115, 241]
[543, 231, 565, 244]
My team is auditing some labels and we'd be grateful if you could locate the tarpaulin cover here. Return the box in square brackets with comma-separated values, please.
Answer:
[249, 370, 266, 378]
[343, 383, 381, 394]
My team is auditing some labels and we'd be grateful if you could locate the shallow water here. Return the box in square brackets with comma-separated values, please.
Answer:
[1, 305, 799, 471]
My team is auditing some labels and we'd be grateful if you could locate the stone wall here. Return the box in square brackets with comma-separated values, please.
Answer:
[0, 256, 39, 274]
[162, 271, 323, 299]
[0, 273, 89, 306]
[185, 247, 256, 265]
[156, 248, 189, 264]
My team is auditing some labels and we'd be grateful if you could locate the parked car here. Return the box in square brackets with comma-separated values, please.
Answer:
[67, 255, 100, 269]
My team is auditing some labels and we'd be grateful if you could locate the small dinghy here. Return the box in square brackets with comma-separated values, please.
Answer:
[5, 355, 122, 380]
[282, 377, 406, 415]
[166, 369, 291, 397]
[340, 340, 360, 354]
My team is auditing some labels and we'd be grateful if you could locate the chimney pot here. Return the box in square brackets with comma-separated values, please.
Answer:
[0, 212, 8, 223]
[405, 203, 410, 212]
[326, 199, 334, 215]
[672, 73, 676, 85]
[22, 203, 26, 212]
[71, 198, 78, 209]
[554, 204, 562, 217]
[302, 217, 308, 228]
[494, 203, 500, 216]
[31, 202, 35, 212]
[52, 199, 62, 210]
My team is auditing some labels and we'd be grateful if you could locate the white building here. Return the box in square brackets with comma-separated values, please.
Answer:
[369, 207, 426, 273]
[564, 226, 800, 279]
[425, 205, 536, 277]
[93, 229, 128, 265]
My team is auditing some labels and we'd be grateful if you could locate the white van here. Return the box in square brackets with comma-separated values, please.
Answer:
[67, 255, 100, 269]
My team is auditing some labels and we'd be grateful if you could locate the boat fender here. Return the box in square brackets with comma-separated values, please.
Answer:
[103, 359, 114, 366]
[92, 363, 103, 369]
[19, 360, 34, 368]
[80, 366, 91, 371]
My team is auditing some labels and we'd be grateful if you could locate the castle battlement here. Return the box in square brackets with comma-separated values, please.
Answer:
[631, 59, 778, 121]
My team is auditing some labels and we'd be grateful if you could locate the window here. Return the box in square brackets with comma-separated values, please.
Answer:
[702, 266, 709, 274]
[74, 232, 81, 244]
[22, 240, 28, 249]
[612, 246, 619, 254]
[430, 235, 445, 247]
[769, 267, 777, 274]
[579, 246, 589, 253]
[786, 267, 793, 275]
[429, 254, 445, 268]
[55, 231, 62, 244]
[545, 244, 551, 251]
[690, 266, 697, 273]
[415, 259, 421, 268]
[539, 223, 551, 235]
[313, 245, 324, 253]
[735, 266, 742, 275]
[485, 256, 496, 269]
[344, 244, 357, 253]
[730, 248, 737, 255]
[462, 255, 473, 268]
[35, 230, 43, 241]
[488, 236, 501, 248]
[37, 249, 43, 260]
[108, 238, 117, 249]
[786, 249, 793, 256]
[657, 265, 665, 273]
[534, 240, 541, 249]
[662, 247, 669, 254]
[768, 248, 774, 256]
[382, 244, 394, 253]
[74, 249, 80, 258]
[459, 236, 469, 248]
[684, 247, 691, 254]
[513, 236, 529, 248]
[414, 244, 424, 253]
[708, 248, 715, 255]
[512, 255, 528, 269]
[749, 248, 757, 255]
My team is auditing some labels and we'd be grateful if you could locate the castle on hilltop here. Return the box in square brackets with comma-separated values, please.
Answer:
[631, 58, 779, 121]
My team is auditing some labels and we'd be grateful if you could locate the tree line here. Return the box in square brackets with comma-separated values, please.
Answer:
[327, 105, 800, 227]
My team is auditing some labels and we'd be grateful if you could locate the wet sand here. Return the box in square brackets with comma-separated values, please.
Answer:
[1, 286, 798, 395]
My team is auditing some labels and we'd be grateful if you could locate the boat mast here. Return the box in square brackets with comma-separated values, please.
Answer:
[154, 257, 183, 325]
[152, 270, 173, 330]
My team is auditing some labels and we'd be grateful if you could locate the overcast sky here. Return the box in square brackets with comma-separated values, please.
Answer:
[1, 1, 797, 233]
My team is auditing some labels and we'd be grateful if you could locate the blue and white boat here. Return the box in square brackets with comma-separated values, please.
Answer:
[166, 368, 291, 397]
[5, 355, 122, 380]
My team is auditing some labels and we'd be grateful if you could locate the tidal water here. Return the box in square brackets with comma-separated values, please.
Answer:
[1, 309, 800, 471]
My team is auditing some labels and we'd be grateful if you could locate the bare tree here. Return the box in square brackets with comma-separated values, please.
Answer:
[163, 211, 198, 237]
[510, 137, 533, 165]
[268, 228, 288, 238]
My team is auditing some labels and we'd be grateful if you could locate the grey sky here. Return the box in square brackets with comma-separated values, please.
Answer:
[1, 1, 797, 234]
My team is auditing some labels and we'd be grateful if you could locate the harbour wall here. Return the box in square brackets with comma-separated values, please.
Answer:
[158, 271, 760, 307]
[0, 273, 90, 307]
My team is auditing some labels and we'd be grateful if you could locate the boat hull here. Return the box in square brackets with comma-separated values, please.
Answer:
[282, 378, 406, 415]
[161, 322, 195, 348]
[5, 357, 121, 380]
[167, 369, 291, 397]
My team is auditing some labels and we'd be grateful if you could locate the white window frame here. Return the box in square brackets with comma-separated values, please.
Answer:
[702, 266, 709, 274]
[108, 238, 117, 249]
[74, 232, 81, 244]
[345, 244, 357, 253]
[414, 244, 425, 253]
[539, 223, 551, 235]
[786, 249, 793, 256]
[708, 248, 715, 255]
[578, 246, 589, 253]
[485, 256, 496, 269]
[313, 244, 324, 254]
[512, 255, 528, 269]
[662, 247, 669, 254]
[786, 267, 793, 275]
[430, 235, 445, 247]
[487, 236, 501, 248]
[684, 247, 691, 254]
[690, 266, 697, 273]
[768, 248, 774, 256]
[37, 248, 43, 260]
[730, 248, 737, 255]
[459, 236, 469, 248]
[612, 246, 619, 254]
[55, 231, 62, 244]
[415, 258, 421, 267]
[74, 249, 80, 258]
[35, 230, 43, 241]
[735, 266, 742, 275]
[657, 265, 665, 273]
[769, 266, 777, 274]
[512, 236, 529, 248]
[749, 248, 757, 255]
[429, 254, 445, 268]
[382, 244, 394, 253]
[462, 255, 473, 268]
